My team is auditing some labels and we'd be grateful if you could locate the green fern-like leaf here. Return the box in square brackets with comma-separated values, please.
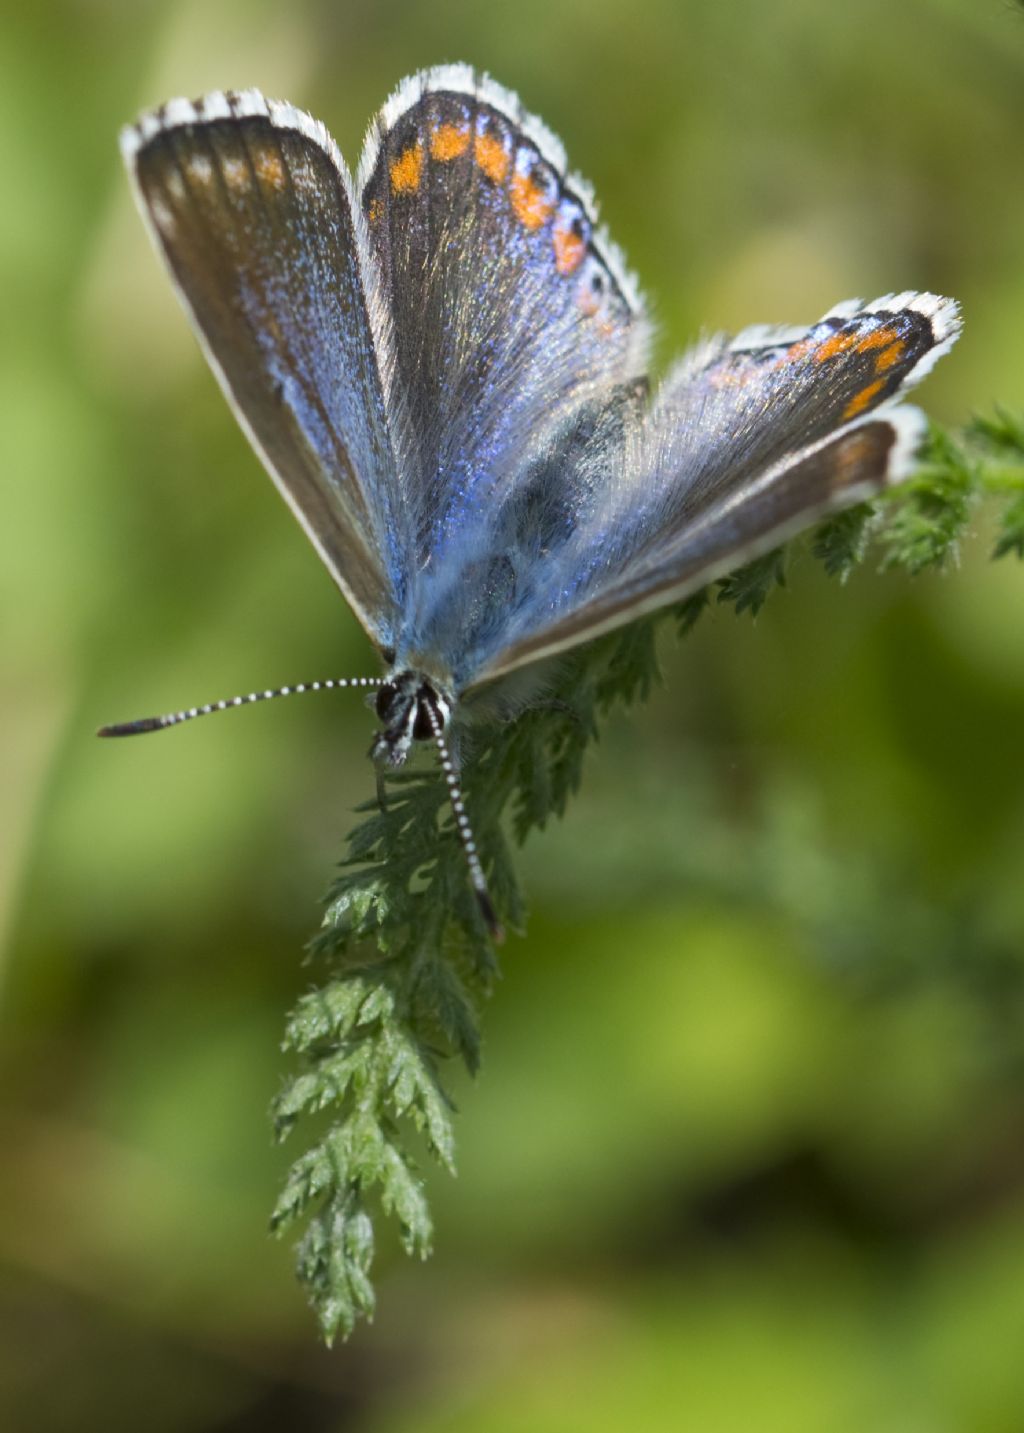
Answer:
[274, 411, 1024, 1340]
[812, 503, 876, 581]
[716, 547, 787, 616]
[675, 588, 711, 636]
[993, 495, 1024, 560]
[966, 409, 1024, 559]
[879, 424, 977, 573]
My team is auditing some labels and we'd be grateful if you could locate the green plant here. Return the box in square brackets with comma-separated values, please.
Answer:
[269, 415, 1024, 1342]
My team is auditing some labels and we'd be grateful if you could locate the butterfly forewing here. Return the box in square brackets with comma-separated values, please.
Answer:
[123, 93, 403, 646]
[356, 67, 651, 680]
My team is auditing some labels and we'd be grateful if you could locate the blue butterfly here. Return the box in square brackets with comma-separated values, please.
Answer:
[102, 66, 961, 936]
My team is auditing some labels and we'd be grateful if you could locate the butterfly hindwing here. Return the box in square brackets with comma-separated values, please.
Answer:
[122, 91, 404, 646]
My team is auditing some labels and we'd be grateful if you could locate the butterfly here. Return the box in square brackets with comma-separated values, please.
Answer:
[102, 65, 961, 938]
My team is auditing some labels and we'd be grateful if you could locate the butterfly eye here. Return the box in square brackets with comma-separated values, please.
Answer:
[375, 682, 401, 722]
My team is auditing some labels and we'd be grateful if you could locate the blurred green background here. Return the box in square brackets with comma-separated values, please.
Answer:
[3, 0, 1024, 1428]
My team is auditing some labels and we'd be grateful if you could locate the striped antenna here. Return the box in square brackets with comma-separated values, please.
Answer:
[422, 696, 504, 943]
[97, 676, 384, 737]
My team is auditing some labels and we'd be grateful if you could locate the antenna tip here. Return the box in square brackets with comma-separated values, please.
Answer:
[97, 717, 165, 737]
[476, 889, 505, 943]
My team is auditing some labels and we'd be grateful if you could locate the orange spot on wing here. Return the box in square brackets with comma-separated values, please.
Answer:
[255, 149, 286, 189]
[475, 132, 510, 184]
[367, 197, 382, 225]
[813, 330, 860, 363]
[510, 171, 555, 230]
[553, 226, 586, 275]
[843, 377, 886, 419]
[874, 339, 907, 372]
[816, 324, 909, 370]
[431, 123, 470, 162]
[854, 325, 900, 353]
[390, 142, 424, 194]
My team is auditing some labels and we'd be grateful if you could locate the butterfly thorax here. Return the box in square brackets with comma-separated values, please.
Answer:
[370, 669, 452, 769]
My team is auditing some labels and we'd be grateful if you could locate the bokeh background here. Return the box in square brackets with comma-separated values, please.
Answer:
[4, 0, 1024, 1428]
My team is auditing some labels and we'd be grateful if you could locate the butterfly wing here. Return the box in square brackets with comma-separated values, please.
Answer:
[122, 90, 404, 647]
[470, 293, 961, 680]
[356, 66, 651, 677]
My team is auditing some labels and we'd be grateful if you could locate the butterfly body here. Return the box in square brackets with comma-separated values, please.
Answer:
[111, 66, 962, 930]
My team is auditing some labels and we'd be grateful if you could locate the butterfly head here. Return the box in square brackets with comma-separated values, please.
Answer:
[370, 669, 452, 770]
